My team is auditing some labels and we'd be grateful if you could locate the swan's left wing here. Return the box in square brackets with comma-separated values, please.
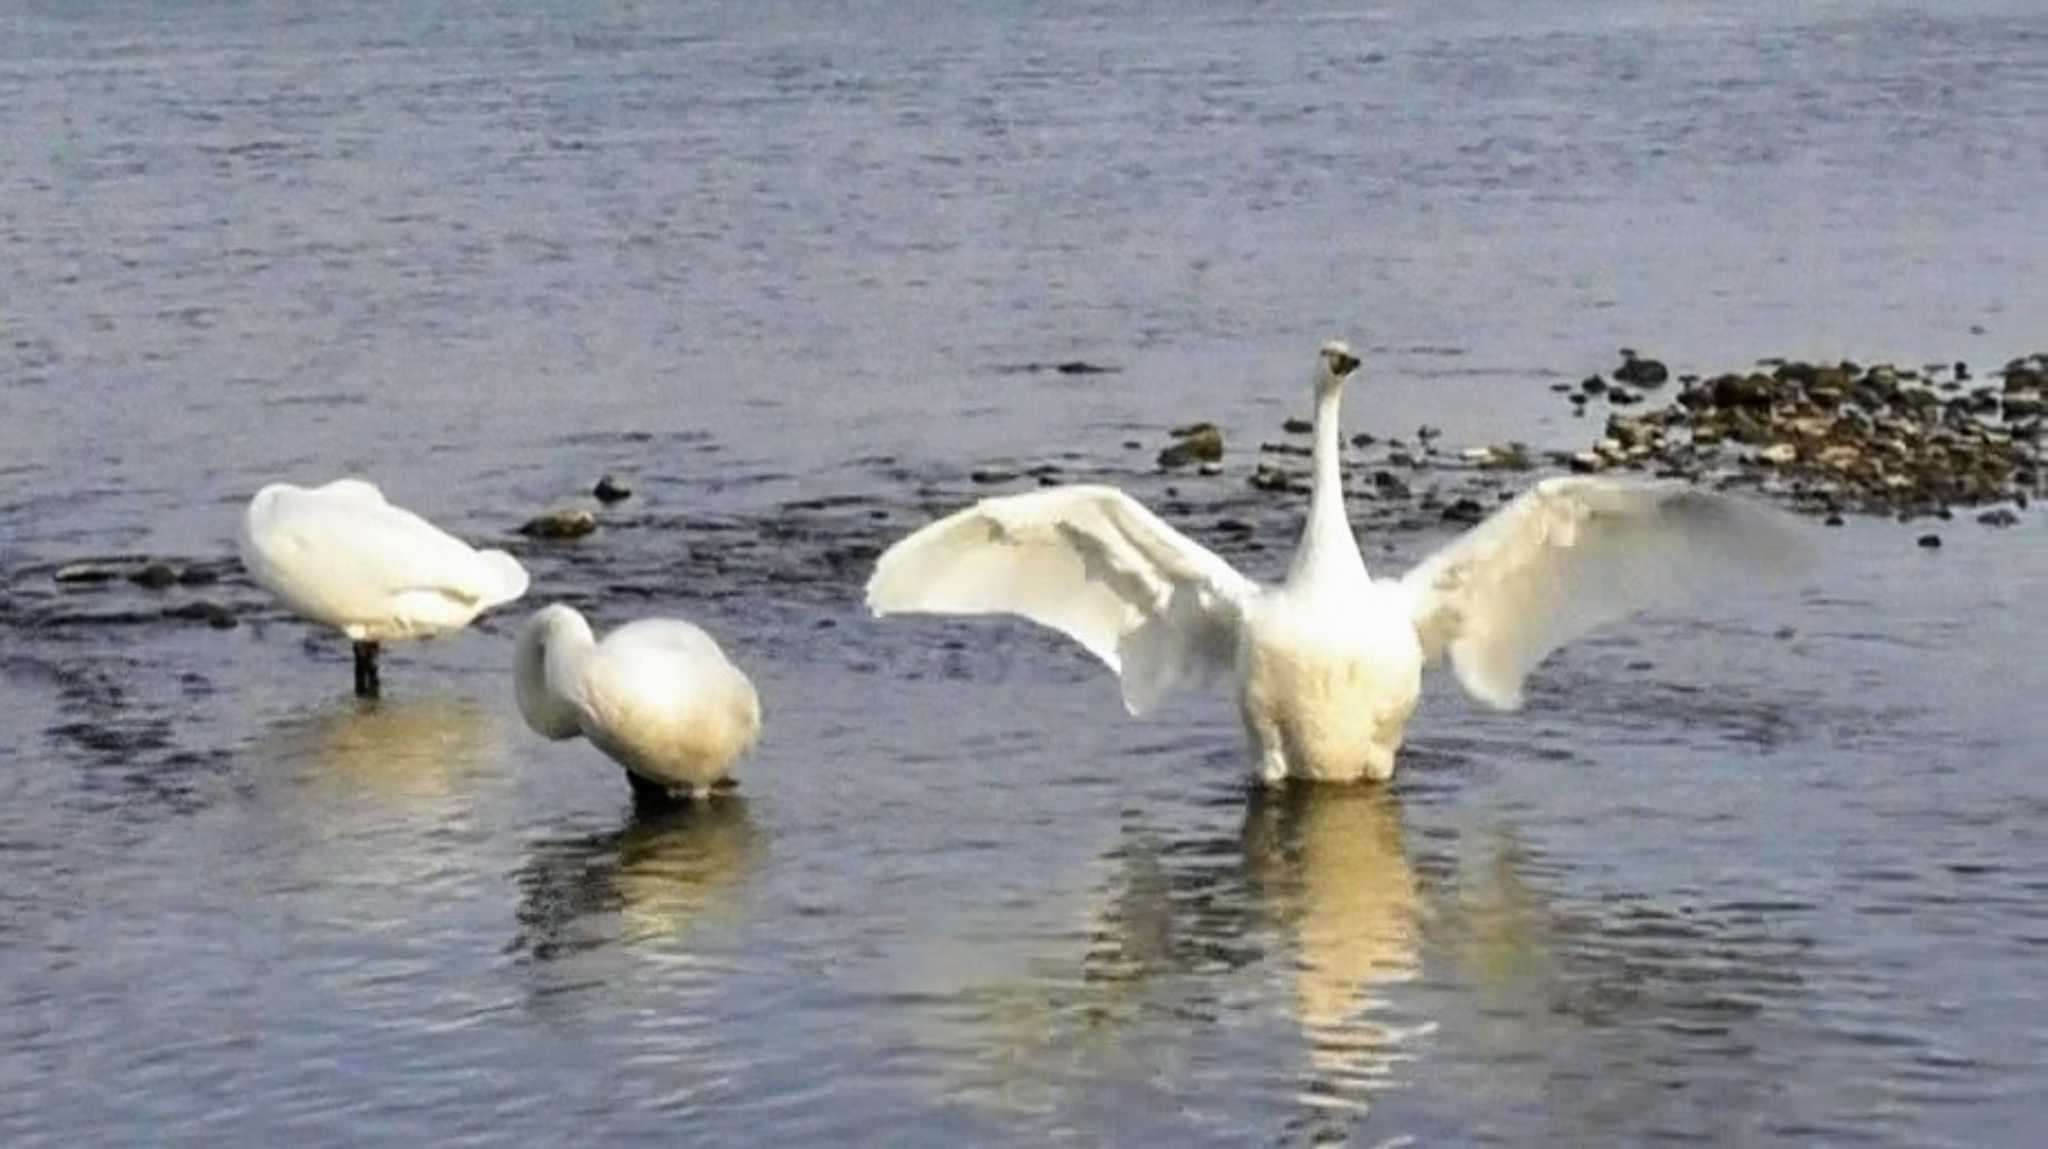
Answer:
[866, 485, 1258, 714]
[1396, 477, 1808, 709]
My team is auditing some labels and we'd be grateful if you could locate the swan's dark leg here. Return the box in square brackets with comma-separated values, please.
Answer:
[626, 770, 682, 807]
[352, 641, 381, 699]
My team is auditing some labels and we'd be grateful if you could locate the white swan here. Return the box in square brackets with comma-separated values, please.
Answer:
[867, 341, 1807, 785]
[515, 604, 762, 801]
[239, 478, 530, 697]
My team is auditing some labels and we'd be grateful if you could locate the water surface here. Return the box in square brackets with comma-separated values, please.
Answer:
[4, 2, 2047, 1145]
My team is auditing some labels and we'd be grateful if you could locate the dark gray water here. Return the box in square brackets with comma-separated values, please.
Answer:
[4, 2, 2047, 1145]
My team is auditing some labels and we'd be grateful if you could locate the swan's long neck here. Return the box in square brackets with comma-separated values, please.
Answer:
[1287, 382, 1369, 590]
[516, 611, 597, 740]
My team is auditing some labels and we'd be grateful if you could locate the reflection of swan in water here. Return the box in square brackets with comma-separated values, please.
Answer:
[1240, 785, 1432, 1113]
[911, 783, 1432, 1127]
[257, 695, 497, 799]
[511, 798, 765, 967]
[247, 696, 503, 893]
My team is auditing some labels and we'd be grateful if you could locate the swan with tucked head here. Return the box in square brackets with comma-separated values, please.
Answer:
[239, 478, 530, 697]
[867, 340, 1806, 785]
[515, 604, 762, 801]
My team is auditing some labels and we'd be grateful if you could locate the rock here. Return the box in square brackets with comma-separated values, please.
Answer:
[1977, 508, 2020, 528]
[1158, 425, 1224, 468]
[1169, 421, 1218, 437]
[129, 562, 180, 589]
[2003, 395, 2043, 421]
[1580, 375, 1608, 396]
[1249, 463, 1305, 494]
[1349, 432, 1378, 448]
[970, 468, 1017, 484]
[519, 507, 597, 539]
[1282, 417, 1313, 434]
[1197, 462, 1224, 477]
[1417, 425, 1442, 442]
[1371, 470, 1412, 499]
[164, 600, 238, 629]
[1609, 386, 1641, 406]
[53, 562, 123, 584]
[1550, 382, 1574, 393]
[1917, 533, 1942, 549]
[1824, 513, 1845, 526]
[1757, 442, 1798, 465]
[1442, 497, 1487, 525]
[1054, 360, 1119, 375]
[1568, 451, 1605, 474]
[1709, 373, 1777, 411]
[593, 475, 633, 503]
[1614, 352, 1670, 387]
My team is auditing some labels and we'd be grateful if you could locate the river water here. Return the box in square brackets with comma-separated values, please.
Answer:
[3, 2, 2047, 1145]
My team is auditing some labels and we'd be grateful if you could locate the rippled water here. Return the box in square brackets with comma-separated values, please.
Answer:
[4, 2, 2047, 1145]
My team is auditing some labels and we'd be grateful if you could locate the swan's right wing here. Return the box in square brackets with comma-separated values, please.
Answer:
[866, 485, 1258, 714]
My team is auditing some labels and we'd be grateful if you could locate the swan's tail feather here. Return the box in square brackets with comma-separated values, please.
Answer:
[476, 549, 531, 609]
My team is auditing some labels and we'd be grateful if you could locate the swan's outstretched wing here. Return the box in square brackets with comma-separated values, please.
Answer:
[1397, 477, 1808, 709]
[866, 485, 1258, 714]
[242, 480, 530, 638]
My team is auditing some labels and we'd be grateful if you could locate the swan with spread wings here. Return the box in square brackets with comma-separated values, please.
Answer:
[867, 342, 1806, 785]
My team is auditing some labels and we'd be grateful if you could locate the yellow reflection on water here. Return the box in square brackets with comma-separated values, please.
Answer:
[512, 799, 765, 967]
[260, 695, 499, 799]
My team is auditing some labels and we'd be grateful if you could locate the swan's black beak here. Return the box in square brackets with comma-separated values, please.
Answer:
[1333, 351, 1361, 377]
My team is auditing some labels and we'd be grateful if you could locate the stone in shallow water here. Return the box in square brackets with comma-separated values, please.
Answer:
[129, 562, 180, 589]
[1158, 425, 1223, 468]
[164, 600, 238, 629]
[519, 507, 598, 539]
[53, 562, 123, 584]
[593, 475, 633, 503]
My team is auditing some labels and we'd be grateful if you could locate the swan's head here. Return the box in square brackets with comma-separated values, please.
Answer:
[515, 604, 595, 741]
[1315, 339, 1362, 394]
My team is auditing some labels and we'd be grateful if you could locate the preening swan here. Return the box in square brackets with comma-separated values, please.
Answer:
[239, 478, 530, 697]
[867, 341, 1807, 785]
[515, 604, 762, 801]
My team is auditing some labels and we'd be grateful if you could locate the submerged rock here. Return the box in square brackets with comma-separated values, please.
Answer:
[519, 507, 598, 539]
[129, 563, 181, 589]
[1159, 424, 1224, 468]
[1614, 351, 1669, 387]
[53, 562, 124, 584]
[163, 600, 238, 629]
[593, 475, 633, 503]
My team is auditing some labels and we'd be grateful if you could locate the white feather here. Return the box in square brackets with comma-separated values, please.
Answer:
[866, 484, 1257, 714]
[239, 478, 529, 644]
[1398, 476, 1811, 709]
[515, 604, 762, 795]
